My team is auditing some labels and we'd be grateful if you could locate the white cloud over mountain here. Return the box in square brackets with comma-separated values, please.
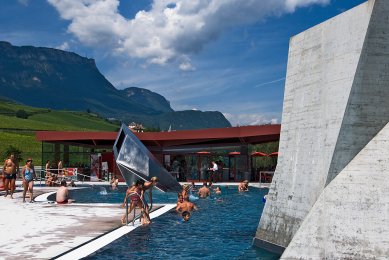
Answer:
[48, 0, 329, 70]
[223, 113, 279, 126]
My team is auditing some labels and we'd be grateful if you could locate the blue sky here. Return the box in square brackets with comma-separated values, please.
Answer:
[0, 0, 366, 126]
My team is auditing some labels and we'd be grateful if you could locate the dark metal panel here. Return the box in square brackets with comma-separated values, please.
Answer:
[113, 124, 182, 192]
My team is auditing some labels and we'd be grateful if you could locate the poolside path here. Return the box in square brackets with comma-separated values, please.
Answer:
[0, 184, 162, 259]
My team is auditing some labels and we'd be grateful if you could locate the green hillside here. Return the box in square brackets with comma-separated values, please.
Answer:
[0, 100, 120, 165]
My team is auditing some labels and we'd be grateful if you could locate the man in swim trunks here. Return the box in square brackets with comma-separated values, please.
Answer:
[176, 196, 198, 213]
[56, 180, 71, 204]
[3, 154, 16, 198]
[198, 182, 210, 198]
[141, 176, 158, 224]
[21, 157, 36, 203]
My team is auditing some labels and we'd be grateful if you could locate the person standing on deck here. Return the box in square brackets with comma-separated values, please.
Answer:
[21, 158, 36, 203]
[57, 160, 63, 177]
[2, 154, 16, 198]
[208, 161, 218, 182]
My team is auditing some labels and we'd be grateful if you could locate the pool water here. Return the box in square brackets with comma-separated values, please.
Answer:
[70, 185, 279, 260]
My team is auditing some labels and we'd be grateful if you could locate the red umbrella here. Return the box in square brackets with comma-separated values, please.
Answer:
[197, 151, 210, 154]
[251, 151, 268, 157]
[269, 152, 279, 157]
[228, 151, 241, 156]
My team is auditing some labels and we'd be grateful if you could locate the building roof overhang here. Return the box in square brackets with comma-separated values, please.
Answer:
[35, 125, 281, 149]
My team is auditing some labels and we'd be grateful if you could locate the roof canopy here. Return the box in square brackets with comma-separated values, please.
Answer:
[36, 125, 281, 149]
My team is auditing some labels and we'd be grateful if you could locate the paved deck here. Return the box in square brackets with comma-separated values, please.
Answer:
[0, 185, 166, 259]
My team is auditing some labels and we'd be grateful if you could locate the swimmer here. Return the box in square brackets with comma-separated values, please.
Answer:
[176, 196, 198, 213]
[190, 181, 197, 192]
[238, 180, 249, 192]
[198, 182, 210, 198]
[214, 186, 222, 195]
[121, 179, 145, 225]
[110, 175, 119, 189]
[182, 211, 191, 222]
[142, 176, 158, 223]
[181, 184, 191, 201]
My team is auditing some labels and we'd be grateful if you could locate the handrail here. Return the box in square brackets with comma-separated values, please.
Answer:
[124, 191, 146, 226]
[34, 169, 79, 186]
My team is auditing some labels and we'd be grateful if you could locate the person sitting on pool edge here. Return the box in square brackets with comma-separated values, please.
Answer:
[238, 180, 249, 192]
[182, 211, 191, 222]
[56, 180, 74, 204]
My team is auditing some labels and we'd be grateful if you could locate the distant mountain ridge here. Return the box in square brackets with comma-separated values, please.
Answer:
[0, 41, 231, 130]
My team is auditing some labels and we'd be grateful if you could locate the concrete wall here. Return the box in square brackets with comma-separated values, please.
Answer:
[254, 0, 389, 255]
[282, 122, 389, 259]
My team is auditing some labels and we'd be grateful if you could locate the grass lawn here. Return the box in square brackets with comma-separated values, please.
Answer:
[0, 101, 120, 165]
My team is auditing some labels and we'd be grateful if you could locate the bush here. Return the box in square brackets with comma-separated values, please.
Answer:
[2, 145, 23, 162]
[15, 109, 29, 119]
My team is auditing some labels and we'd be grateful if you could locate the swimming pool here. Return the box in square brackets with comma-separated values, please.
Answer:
[64, 185, 279, 259]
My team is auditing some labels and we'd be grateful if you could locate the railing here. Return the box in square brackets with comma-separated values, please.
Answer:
[35, 168, 109, 186]
[124, 190, 152, 226]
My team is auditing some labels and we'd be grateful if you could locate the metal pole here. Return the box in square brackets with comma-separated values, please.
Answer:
[125, 197, 129, 225]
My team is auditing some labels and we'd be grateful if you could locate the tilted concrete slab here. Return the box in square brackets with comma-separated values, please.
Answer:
[282, 122, 389, 259]
[254, 0, 389, 256]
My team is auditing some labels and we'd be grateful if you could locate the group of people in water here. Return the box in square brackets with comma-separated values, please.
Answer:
[120, 178, 250, 225]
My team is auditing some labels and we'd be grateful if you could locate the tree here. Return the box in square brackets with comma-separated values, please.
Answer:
[15, 109, 29, 119]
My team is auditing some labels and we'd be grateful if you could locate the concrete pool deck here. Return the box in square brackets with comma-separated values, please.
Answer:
[0, 181, 268, 259]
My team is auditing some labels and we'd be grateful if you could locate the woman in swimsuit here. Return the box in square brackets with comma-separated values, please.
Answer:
[121, 179, 145, 224]
[22, 158, 36, 203]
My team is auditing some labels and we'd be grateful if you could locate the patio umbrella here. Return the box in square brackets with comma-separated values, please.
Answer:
[228, 151, 241, 156]
[251, 151, 268, 157]
[197, 151, 211, 154]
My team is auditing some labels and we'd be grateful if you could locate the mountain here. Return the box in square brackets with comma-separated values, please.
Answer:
[0, 41, 231, 130]
[120, 87, 173, 113]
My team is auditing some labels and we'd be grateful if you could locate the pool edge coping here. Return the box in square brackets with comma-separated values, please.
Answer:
[55, 203, 177, 260]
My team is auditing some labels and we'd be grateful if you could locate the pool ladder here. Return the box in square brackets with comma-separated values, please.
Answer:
[124, 191, 152, 226]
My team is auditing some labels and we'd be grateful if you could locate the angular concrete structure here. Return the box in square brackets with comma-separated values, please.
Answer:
[254, 0, 389, 257]
[113, 124, 181, 192]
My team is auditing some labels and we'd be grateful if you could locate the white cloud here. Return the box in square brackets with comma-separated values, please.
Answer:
[56, 41, 70, 51]
[18, 0, 29, 6]
[48, 0, 329, 70]
[223, 113, 279, 126]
